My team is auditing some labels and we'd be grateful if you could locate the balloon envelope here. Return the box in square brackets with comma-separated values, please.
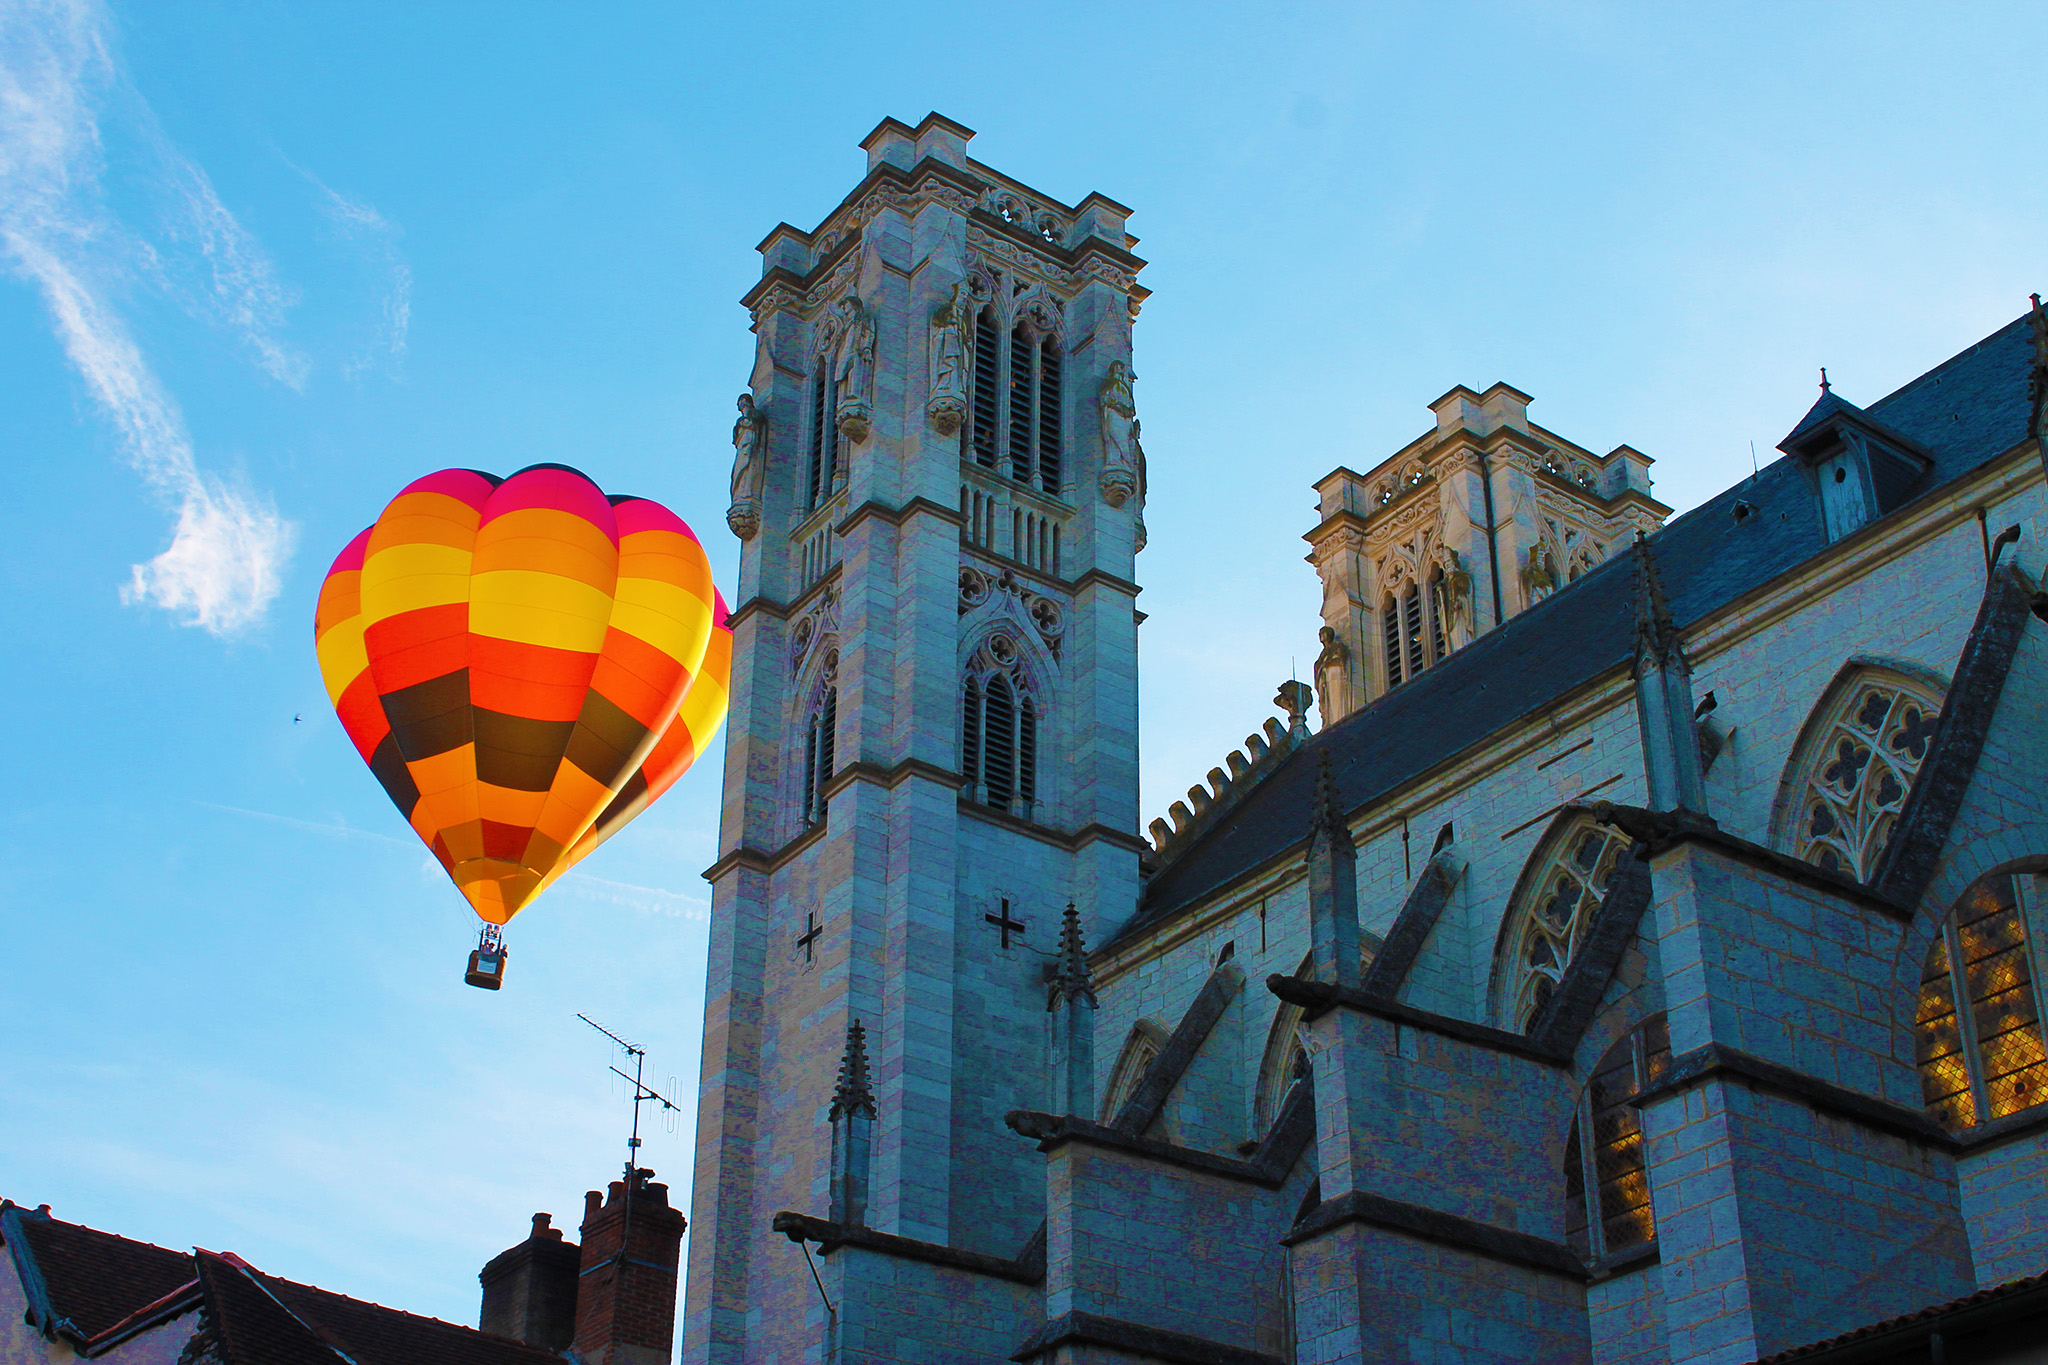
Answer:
[314, 465, 726, 925]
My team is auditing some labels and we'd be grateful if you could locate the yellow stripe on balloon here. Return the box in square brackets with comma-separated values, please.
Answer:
[469, 570, 617, 651]
[531, 762, 613, 847]
[361, 542, 476, 621]
[316, 624, 370, 705]
[608, 579, 713, 661]
[475, 781, 549, 828]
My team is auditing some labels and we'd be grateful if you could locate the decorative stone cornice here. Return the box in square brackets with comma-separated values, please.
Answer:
[1589, 801, 1912, 922]
[1281, 1189, 1587, 1282]
[770, 1211, 1042, 1285]
[1264, 972, 1573, 1067]
[1004, 1079, 1313, 1191]
[1631, 1042, 1953, 1151]
[1011, 1311, 1282, 1365]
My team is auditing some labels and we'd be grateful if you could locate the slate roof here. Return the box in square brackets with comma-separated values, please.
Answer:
[1117, 313, 2039, 946]
[1, 1202, 559, 1365]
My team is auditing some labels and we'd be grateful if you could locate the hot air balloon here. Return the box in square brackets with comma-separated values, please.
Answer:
[313, 465, 730, 989]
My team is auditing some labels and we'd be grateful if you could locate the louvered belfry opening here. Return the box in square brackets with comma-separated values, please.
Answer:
[962, 664, 1038, 819]
[1402, 584, 1425, 678]
[801, 687, 836, 827]
[1008, 324, 1035, 483]
[964, 294, 1063, 499]
[808, 357, 830, 508]
[972, 308, 1000, 468]
[1037, 339, 1062, 493]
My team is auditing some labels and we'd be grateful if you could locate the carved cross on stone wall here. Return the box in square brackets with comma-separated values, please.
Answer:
[984, 898, 1026, 950]
[796, 911, 823, 964]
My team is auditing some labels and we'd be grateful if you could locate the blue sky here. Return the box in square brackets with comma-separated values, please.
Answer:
[2, 0, 2043, 1341]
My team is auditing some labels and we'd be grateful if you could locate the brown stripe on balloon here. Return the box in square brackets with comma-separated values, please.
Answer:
[367, 733, 422, 817]
[380, 669, 474, 760]
[562, 688, 655, 788]
[472, 709, 574, 792]
[593, 769, 649, 827]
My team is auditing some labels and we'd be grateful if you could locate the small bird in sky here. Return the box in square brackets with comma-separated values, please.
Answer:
[293, 714, 303, 724]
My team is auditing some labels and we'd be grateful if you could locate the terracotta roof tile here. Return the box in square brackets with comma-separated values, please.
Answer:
[1, 1201, 195, 1341]
[1750, 1268, 2048, 1363]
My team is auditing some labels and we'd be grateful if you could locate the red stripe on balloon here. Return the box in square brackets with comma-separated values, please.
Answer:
[469, 636, 601, 722]
[364, 604, 471, 690]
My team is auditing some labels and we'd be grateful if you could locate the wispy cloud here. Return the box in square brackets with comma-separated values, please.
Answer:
[0, 0, 295, 635]
[304, 173, 410, 369]
[151, 128, 307, 388]
[194, 800, 413, 847]
[555, 871, 709, 921]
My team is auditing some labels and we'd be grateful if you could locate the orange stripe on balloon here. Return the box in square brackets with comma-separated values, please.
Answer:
[470, 508, 619, 590]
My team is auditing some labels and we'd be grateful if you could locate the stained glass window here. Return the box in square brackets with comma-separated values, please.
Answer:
[1563, 1014, 1669, 1263]
[1916, 872, 2048, 1132]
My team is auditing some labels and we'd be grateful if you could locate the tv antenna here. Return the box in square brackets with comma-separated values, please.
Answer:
[577, 1013, 680, 1178]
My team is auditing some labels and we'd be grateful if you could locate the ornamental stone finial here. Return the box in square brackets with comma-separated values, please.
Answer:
[830, 1019, 876, 1121]
[1275, 679, 1313, 739]
[1046, 901, 1096, 1009]
[1631, 530, 1682, 669]
[1305, 749, 1352, 864]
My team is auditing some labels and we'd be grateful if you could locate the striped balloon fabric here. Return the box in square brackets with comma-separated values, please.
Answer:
[314, 465, 729, 928]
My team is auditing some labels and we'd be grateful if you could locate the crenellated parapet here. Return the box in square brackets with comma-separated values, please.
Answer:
[1144, 712, 1301, 870]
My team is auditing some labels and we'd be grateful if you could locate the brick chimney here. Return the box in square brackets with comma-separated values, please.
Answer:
[479, 1211, 581, 1350]
[573, 1168, 685, 1365]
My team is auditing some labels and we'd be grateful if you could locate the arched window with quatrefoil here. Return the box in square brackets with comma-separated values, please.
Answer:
[1773, 663, 1946, 881]
[1492, 811, 1635, 1031]
[961, 632, 1041, 820]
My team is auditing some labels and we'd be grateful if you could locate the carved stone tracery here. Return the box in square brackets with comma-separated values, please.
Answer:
[960, 564, 1065, 664]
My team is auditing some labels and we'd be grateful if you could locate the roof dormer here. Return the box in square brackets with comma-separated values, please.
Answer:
[1777, 379, 1933, 544]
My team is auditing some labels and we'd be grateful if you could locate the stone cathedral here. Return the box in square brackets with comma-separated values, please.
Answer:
[684, 114, 2048, 1365]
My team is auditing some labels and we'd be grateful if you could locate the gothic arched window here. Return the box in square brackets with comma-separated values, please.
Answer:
[1497, 812, 1633, 1030]
[1380, 564, 1457, 693]
[1101, 1020, 1167, 1123]
[1564, 1014, 1668, 1264]
[961, 635, 1039, 819]
[800, 682, 837, 828]
[1426, 567, 1449, 661]
[1776, 665, 1944, 880]
[1915, 869, 2048, 1132]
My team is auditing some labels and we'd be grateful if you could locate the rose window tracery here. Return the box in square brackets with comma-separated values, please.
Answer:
[1787, 672, 1943, 880]
[1502, 815, 1632, 1030]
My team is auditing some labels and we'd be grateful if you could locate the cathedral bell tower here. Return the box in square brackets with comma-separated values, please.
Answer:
[687, 115, 1149, 1363]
